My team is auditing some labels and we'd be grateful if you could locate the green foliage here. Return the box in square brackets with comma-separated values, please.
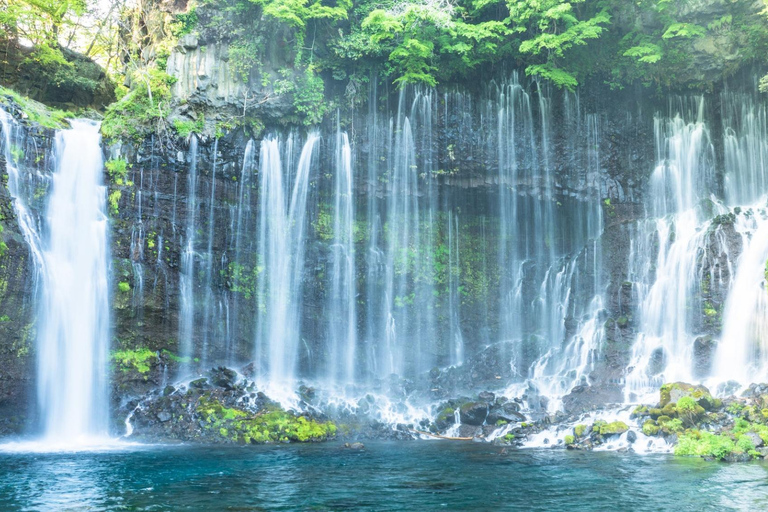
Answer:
[101, 69, 175, 142]
[675, 431, 735, 460]
[105, 158, 129, 185]
[118, 281, 130, 292]
[0, 86, 71, 129]
[111, 348, 157, 373]
[564, 434, 575, 445]
[273, 67, 327, 125]
[170, 6, 199, 37]
[510, 0, 610, 89]
[173, 116, 205, 138]
[108, 190, 121, 215]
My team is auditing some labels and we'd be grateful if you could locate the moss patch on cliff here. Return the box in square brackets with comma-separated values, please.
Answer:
[111, 348, 158, 374]
[0, 86, 71, 129]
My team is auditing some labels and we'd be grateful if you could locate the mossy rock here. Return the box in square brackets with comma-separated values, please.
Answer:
[597, 421, 629, 436]
[660, 382, 712, 408]
[661, 402, 677, 417]
[631, 405, 648, 419]
[574, 424, 587, 438]
[649, 408, 663, 419]
[564, 434, 575, 445]
[196, 395, 336, 444]
[642, 420, 660, 436]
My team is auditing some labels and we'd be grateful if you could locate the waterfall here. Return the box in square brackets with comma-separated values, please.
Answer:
[710, 91, 768, 388]
[1, 111, 110, 443]
[227, 139, 256, 363]
[179, 136, 199, 365]
[377, 89, 439, 378]
[255, 133, 318, 388]
[327, 127, 356, 386]
[624, 99, 718, 401]
[38, 120, 110, 442]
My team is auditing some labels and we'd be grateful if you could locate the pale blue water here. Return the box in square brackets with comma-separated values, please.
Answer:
[1, 441, 767, 511]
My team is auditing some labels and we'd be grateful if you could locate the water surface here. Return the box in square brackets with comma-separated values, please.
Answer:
[2, 441, 767, 510]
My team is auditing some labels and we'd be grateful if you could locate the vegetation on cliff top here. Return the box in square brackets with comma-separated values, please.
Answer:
[3, 0, 768, 133]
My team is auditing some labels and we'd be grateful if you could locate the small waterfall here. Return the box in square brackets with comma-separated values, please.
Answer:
[227, 140, 256, 363]
[178, 136, 199, 365]
[255, 133, 318, 388]
[379, 89, 437, 378]
[0, 109, 45, 274]
[200, 138, 219, 369]
[447, 210, 464, 367]
[327, 127, 356, 386]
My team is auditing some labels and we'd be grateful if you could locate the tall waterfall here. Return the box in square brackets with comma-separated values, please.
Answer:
[0, 112, 110, 443]
[711, 91, 768, 387]
[625, 89, 768, 400]
[39, 120, 110, 442]
[255, 133, 318, 388]
[326, 127, 357, 386]
[625, 100, 718, 400]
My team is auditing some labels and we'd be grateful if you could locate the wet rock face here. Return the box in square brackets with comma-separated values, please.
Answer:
[0, 110, 58, 435]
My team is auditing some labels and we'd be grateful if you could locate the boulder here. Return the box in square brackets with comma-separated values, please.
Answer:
[190, 378, 208, 389]
[478, 391, 495, 403]
[210, 367, 237, 389]
[459, 402, 488, 426]
[745, 432, 764, 449]
[660, 382, 713, 409]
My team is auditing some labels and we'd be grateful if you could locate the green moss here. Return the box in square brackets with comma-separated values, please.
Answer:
[313, 209, 334, 241]
[118, 281, 131, 293]
[564, 434, 575, 445]
[436, 406, 456, 424]
[161, 349, 192, 364]
[173, 116, 205, 138]
[598, 421, 629, 435]
[111, 348, 157, 373]
[196, 397, 337, 444]
[221, 262, 262, 299]
[661, 402, 677, 417]
[574, 424, 587, 438]
[105, 158, 130, 185]
[642, 420, 660, 436]
[0, 86, 71, 129]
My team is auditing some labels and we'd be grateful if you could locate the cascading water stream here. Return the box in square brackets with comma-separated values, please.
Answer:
[624, 100, 718, 402]
[38, 120, 110, 443]
[255, 133, 318, 392]
[709, 91, 768, 389]
[179, 136, 199, 366]
[1, 111, 110, 445]
[327, 127, 356, 386]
